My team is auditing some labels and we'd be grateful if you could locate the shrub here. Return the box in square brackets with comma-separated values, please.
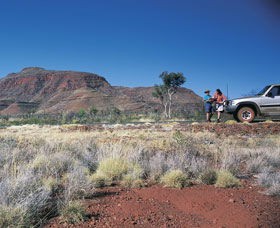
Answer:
[41, 176, 60, 194]
[220, 149, 242, 176]
[199, 169, 217, 185]
[0, 206, 25, 227]
[31, 153, 74, 176]
[60, 201, 87, 224]
[215, 171, 241, 188]
[120, 175, 145, 188]
[132, 179, 145, 188]
[246, 156, 269, 174]
[257, 169, 280, 197]
[63, 166, 93, 201]
[127, 163, 144, 179]
[225, 120, 238, 124]
[148, 152, 168, 182]
[161, 170, 190, 188]
[90, 172, 112, 188]
[0, 172, 51, 226]
[264, 120, 274, 123]
[96, 158, 129, 181]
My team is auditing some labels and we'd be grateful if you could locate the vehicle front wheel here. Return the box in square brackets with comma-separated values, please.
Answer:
[237, 107, 255, 123]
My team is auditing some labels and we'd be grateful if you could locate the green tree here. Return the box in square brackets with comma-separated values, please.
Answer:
[78, 109, 87, 119]
[153, 71, 186, 118]
[152, 85, 168, 118]
[89, 106, 98, 116]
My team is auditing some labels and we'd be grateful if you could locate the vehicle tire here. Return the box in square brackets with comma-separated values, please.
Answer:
[237, 107, 255, 123]
[233, 113, 239, 122]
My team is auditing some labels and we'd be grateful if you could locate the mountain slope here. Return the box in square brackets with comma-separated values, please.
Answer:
[0, 67, 203, 115]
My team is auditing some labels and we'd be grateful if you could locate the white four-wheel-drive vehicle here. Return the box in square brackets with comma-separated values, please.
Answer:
[225, 84, 280, 122]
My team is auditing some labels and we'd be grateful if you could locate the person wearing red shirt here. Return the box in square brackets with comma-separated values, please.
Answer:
[213, 89, 227, 123]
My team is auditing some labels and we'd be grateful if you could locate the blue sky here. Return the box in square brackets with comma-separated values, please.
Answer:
[0, 0, 279, 99]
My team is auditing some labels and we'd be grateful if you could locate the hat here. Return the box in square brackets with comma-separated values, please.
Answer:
[204, 90, 210, 93]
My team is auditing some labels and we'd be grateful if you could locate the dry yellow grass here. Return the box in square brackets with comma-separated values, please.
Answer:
[0, 123, 280, 227]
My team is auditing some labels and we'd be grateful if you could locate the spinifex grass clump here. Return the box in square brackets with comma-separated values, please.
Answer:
[199, 169, 217, 185]
[0, 172, 51, 227]
[161, 170, 190, 188]
[91, 158, 144, 187]
[121, 175, 145, 188]
[90, 172, 112, 188]
[257, 169, 280, 197]
[96, 158, 129, 181]
[215, 170, 241, 188]
[41, 176, 61, 194]
[59, 201, 87, 224]
[0, 207, 25, 227]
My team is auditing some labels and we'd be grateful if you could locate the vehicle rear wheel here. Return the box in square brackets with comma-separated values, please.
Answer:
[237, 107, 255, 123]
[233, 113, 239, 122]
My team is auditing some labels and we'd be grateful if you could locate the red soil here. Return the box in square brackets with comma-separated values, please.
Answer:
[45, 183, 280, 228]
[62, 122, 280, 137]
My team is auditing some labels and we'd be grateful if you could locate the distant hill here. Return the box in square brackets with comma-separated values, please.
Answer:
[0, 67, 203, 115]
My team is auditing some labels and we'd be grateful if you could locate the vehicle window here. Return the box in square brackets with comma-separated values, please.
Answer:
[257, 86, 270, 95]
[269, 86, 280, 96]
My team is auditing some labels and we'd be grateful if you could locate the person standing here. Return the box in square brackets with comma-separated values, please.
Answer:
[204, 90, 213, 122]
[213, 89, 227, 122]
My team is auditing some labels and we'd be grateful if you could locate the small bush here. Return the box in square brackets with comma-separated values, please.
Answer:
[121, 175, 134, 188]
[31, 153, 74, 176]
[225, 120, 238, 124]
[97, 158, 129, 181]
[63, 166, 93, 200]
[0, 206, 25, 227]
[60, 201, 87, 224]
[41, 176, 60, 193]
[257, 170, 280, 197]
[132, 179, 145, 188]
[161, 170, 190, 188]
[127, 163, 144, 179]
[215, 171, 241, 188]
[246, 156, 269, 174]
[199, 169, 217, 185]
[120, 175, 144, 188]
[90, 172, 112, 188]
[264, 120, 274, 123]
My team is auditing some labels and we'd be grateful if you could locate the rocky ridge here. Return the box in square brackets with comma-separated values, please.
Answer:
[0, 67, 203, 115]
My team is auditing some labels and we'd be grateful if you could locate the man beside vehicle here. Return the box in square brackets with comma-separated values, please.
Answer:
[204, 90, 213, 122]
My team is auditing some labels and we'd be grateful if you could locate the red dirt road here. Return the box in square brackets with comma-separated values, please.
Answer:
[45, 184, 280, 228]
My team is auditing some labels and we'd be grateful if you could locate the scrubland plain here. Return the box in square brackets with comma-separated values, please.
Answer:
[0, 123, 279, 227]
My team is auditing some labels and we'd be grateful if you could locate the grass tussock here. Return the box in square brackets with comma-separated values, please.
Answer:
[215, 171, 242, 188]
[0, 206, 25, 228]
[121, 175, 145, 188]
[224, 120, 238, 124]
[90, 172, 112, 188]
[59, 201, 87, 224]
[199, 169, 217, 185]
[96, 158, 129, 181]
[161, 170, 190, 188]
[257, 169, 280, 197]
[41, 176, 61, 193]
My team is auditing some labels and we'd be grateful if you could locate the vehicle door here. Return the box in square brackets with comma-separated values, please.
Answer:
[259, 86, 280, 115]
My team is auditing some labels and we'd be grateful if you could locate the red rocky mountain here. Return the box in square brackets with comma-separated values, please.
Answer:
[0, 67, 203, 115]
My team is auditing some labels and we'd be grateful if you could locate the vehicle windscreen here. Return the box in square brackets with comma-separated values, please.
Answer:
[257, 86, 270, 95]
